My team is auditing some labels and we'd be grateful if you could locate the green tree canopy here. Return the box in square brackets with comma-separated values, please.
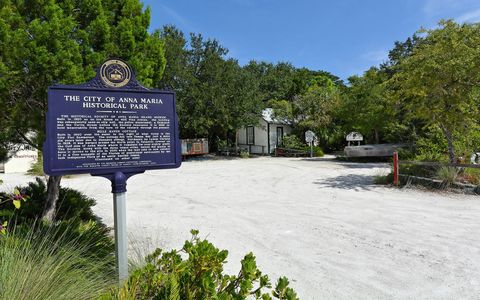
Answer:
[0, 0, 165, 151]
[158, 26, 263, 148]
[391, 20, 480, 162]
[340, 67, 393, 144]
[0, 0, 166, 219]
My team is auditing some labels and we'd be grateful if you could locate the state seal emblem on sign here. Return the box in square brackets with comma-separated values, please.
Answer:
[100, 59, 132, 88]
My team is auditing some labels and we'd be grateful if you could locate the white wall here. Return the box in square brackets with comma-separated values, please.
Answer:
[3, 149, 38, 174]
[237, 119, 292, 154]
[269, 124, 292, 153]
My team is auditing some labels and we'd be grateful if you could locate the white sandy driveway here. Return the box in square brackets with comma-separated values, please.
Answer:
[1, 156, 480, 299]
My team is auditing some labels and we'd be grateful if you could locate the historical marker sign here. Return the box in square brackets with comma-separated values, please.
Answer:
[44, 59, 181, 176]
[43, 59, 181, 283]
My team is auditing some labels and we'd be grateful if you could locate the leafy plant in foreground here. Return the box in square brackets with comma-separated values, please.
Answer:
[107, 230, 298, 300]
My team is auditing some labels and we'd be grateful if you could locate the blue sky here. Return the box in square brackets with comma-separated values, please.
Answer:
[143, 0, 480, 80]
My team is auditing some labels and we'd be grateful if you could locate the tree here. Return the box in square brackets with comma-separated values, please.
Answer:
[243, 61, 298, 103]
[293, 75, 340, 131]
[158, 27, 263, 149]
[391, 20, 480, 163]
[0, 0, 166, 220]
[341, 67, 393, 144]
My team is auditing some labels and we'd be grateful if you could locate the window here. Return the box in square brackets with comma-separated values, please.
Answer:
[246, 126, 255, 145]
[276, 127, 284, 146]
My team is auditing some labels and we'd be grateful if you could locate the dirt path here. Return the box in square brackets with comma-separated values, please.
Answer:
[2, 156, 479, 299]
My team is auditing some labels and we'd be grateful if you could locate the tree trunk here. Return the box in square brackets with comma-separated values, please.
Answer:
[42, 175, 62, 222]
[440, 124, 456, 164]
[235, 131, 238, 151]
[374, 128, 380, 144]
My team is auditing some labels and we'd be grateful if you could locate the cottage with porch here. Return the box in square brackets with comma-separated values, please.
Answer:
[237, 108, 292, 155]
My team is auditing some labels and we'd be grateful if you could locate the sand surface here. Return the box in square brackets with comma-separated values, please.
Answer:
[2, 156, 480, 299]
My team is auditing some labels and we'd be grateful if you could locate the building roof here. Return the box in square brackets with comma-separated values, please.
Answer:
[261, 108, 292, 125]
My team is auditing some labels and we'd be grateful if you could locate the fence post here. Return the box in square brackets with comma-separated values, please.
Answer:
[393, 151, 399, 186]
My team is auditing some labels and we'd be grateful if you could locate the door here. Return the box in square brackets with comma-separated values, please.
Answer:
[276, 127, 284, 147]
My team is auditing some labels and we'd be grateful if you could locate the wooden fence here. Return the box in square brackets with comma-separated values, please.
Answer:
[392, 151, 480, 186]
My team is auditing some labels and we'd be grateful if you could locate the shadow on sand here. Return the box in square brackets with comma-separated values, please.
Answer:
[313, 174, 377, 191]
[299, 157, 389, 169]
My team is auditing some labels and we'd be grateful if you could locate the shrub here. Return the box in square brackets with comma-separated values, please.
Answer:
[106, 230, 298, 300]
[0, 224, 114, 300]
[396, 163, 434, 178]
[240, 151, 250, 158]
[0, 178, 96, 224]
[374, 172, 394, 185]
[27, 153, 44, 176]
[460, 168, 480, 185]
[302, 146, 324, 157]
[282, 135, 303, 149]
[436, 166, 460, 188]
[414, 125, 449, 162]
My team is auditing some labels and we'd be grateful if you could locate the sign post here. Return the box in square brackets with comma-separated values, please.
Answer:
[393, 151, 399, 186]
[43, 59, 181, 283]
[113, 187, 128, 282]
[305, 130, 315, 158]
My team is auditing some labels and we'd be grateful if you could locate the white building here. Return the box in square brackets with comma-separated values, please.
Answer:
[237, 108, 292, 155]
[0, 144, 38, 174]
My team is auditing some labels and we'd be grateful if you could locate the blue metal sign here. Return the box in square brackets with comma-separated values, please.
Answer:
[43, 59, 181, 191]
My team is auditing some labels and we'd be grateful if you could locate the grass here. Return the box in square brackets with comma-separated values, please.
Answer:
[240, 151, 250, 158]
[374, 172, 393, 185]
[0, 223, 115, 300]
[436, 166, 460, 188]
[459, 168, 480, 185]
[27, 153, 44, 176]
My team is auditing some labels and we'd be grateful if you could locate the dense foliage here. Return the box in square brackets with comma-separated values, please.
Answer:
[0, 178, 96, 223]
[106, 230, 298, 300]
[2, 2, 475, 163]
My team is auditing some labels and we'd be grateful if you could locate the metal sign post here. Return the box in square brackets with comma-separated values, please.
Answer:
[43, 59, 182, 284]
[110, 171, 129, 283]
[113, 191, 127, 282]
[305, 130, 315, 158]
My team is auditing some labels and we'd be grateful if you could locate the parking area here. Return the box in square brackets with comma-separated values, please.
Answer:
[2, 156, 480, 299]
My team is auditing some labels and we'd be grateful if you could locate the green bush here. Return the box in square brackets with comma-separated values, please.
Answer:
[240, 151, 250, 158]
[398, 164, 435, 178]
[374, 172, 394, 185]
[281, 134, 325, 157]
[414, 125, 449, 162]
[105, 230, 298, 300]
[302, 146, 324, 157]
[282, 135, 303, 149]
[0, 178, 96, 224]
[461, 168, 480, 185]
[0, 224, 114, 300]
[27, 153, 44, 176]
[436, 166, 460, 187]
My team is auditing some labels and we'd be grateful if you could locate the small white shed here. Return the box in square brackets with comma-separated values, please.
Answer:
[0, 144, 38, 174]
[237, 108, 292, 154]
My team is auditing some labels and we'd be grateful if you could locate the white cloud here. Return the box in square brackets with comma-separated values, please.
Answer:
[423, 0, 480, 20]
[423, 0, 462, 16]
[457, 8, 480, 23]
[161, 5, 194, 31]
[362, 50, 389, 65]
